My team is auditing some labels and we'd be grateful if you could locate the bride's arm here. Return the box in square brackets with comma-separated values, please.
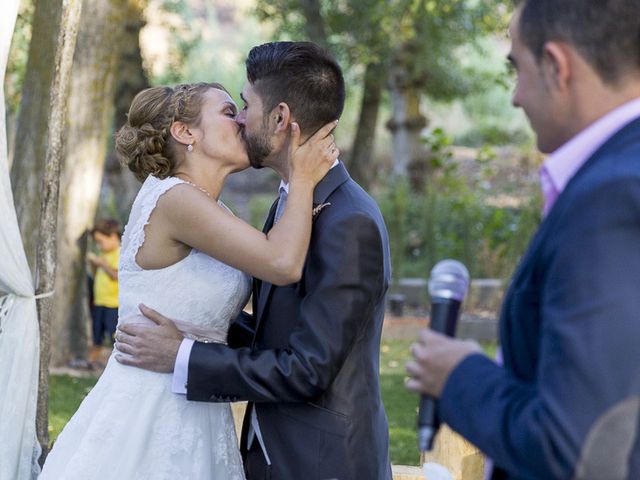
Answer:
[160, 121, 338, 286]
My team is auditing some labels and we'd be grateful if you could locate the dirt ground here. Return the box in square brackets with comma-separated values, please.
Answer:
[382, 315, 427, 340]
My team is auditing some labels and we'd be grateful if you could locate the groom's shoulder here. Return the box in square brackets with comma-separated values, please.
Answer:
[341, 177, 383, 215]
[323, 177, 386, 230]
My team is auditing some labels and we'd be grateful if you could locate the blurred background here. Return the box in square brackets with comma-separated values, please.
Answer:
[5, 1, 542, 466]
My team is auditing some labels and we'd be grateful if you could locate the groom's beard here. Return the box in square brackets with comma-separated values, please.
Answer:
[241, 124, 273, 169]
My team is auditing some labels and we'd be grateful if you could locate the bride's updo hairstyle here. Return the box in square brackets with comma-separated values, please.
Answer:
[115, 82, 228, 182]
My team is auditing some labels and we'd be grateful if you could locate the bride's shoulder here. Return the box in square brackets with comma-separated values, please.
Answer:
[127, 175, 189, 222]
[142, 174, 184, 191]
[137, 175, 190, 202]
[151, 177, 221, 218]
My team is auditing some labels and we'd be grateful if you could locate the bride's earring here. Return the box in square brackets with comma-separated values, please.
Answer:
[187, 143, 194, 152]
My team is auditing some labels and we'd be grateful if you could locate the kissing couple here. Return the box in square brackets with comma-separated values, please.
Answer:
[40, 41, 393, 480]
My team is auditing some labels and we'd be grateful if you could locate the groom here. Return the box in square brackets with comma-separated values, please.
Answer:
[116, 41, 393, 480]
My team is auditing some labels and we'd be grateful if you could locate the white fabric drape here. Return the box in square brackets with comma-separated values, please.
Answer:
[0, 1, 44, 479]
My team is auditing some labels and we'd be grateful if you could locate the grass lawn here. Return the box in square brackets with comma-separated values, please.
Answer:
[48, 375, 97, 444]
[49, 343, 421, 465]
[380, 338, 422, 465]
[379, 338, 498, 466]
[49, 338, 496, 466]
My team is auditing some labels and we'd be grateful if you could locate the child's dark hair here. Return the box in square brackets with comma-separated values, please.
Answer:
[91, 219, 122, 238]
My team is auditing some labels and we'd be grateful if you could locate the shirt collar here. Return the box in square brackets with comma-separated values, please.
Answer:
[541, 97, 640, 197]
[279, 159, 340, 194]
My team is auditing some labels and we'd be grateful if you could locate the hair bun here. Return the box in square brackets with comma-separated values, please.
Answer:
[115, 83, 226, 183]
[115, 122, 172, 182]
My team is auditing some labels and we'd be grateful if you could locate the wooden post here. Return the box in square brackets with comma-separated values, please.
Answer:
[392, 465, 424, 480]
[421, 425, 485, 480]
[231, 402, 247, 446]
[34, 0, 82, 463]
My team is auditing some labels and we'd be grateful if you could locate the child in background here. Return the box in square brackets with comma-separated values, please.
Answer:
[86, 219, 121, 368]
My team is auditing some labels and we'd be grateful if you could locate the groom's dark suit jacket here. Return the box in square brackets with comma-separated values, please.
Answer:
[186, 162, 393, 480]
[439, 117, 640, 479]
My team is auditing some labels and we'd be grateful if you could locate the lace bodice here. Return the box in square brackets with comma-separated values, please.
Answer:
[118, 176, 251, 342]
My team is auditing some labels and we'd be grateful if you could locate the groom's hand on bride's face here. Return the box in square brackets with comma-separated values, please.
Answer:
[114, 304, 183, 373]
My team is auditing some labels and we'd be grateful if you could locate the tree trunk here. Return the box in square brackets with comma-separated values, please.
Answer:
[10, 0, 66, 271]
[100, 0, 148, 223]
[347, 61, 384, 189]
[298, 0, 329, 50]
[31, 0, 83, 462]
[51, 0, 128, 367]
[386, 44, 429, 190]
[296, 0, 385, 192]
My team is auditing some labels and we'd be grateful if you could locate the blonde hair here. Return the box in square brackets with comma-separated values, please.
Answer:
[115, 82, 227, 182]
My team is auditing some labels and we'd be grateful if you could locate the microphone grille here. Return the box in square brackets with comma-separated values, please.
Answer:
[428, 259, 470, 301]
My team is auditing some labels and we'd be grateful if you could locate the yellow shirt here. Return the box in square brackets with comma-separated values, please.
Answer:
[93, 247, 119, 308]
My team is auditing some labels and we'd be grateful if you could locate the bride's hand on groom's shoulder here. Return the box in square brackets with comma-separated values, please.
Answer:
[115, 304, 183, 373]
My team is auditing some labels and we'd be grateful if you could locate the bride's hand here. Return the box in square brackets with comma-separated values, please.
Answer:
[288, 120, 339, 187]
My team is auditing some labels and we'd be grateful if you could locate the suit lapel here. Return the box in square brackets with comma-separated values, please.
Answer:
[501, 116, 640, 361]
[253, 162, 351, 340]
[256, 276, 273, 329]
[254, 199, 278, 323]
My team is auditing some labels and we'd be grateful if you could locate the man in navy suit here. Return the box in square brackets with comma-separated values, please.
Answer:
[407, 0, 640, 478]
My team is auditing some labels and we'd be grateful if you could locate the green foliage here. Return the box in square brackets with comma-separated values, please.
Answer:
[5, 0, 34, 118]
[380, 179, 410, 282]
[151, 0, 200, 85]
[453, 36, 532, 146]
[457, 123, 531, 147]
[248, 194, 276, 229]
[378, 128, 541, 280]
[254, 0, 511, 100]
[151, 1, 271, 98]
[391, 0, 508, 99]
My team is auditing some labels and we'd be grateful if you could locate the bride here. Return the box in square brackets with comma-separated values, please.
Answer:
[39, 82, 338, 479]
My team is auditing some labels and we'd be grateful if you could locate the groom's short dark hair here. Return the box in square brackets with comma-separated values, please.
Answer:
[246, 41, 345, 136]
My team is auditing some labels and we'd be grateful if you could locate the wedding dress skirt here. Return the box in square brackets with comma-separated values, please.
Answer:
[40, 176, 251, 479]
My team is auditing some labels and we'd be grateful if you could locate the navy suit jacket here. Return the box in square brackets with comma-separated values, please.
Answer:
[185, 163, 393, 480]
[440, 117, 640, 479]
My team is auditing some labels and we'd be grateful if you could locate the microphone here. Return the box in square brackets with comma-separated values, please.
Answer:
[417, 259, 470, 452]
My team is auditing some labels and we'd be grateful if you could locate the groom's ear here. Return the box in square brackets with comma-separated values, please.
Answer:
[272, 103, 292, 134]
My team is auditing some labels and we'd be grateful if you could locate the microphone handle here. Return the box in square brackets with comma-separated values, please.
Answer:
[429, 297, 461, 337]
[417, 297, 462, 451]
[418, 394, 439, 450]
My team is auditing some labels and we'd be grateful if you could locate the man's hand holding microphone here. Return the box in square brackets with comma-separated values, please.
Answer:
[405, 260, 482, 452]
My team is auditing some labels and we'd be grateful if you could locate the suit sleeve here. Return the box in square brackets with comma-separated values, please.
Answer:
[226, 311, 256, 349]
[439, 177, 640, 479]
[186, 212, 386, 403]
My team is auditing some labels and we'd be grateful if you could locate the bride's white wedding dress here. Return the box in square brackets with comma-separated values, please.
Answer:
[40, 176, 250, 480]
